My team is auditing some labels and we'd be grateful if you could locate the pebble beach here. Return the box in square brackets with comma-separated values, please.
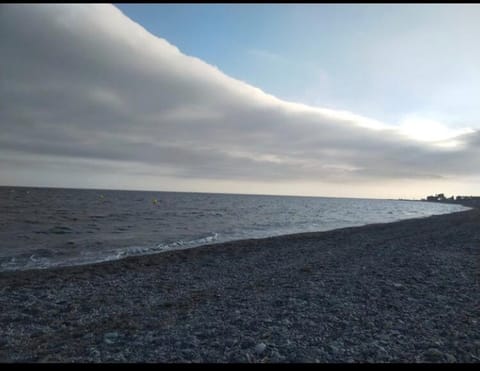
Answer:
[1, 206, 479, 363]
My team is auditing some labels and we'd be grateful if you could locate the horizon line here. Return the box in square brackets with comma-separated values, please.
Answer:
[0, 183, 426, 201]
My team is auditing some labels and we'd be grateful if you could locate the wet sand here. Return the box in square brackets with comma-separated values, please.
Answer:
[1, 206, 479, 362]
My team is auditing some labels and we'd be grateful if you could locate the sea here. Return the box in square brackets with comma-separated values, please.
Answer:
[0, 186, 469, 272]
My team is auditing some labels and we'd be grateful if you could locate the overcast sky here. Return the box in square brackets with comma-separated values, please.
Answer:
[1, 4, 479, 198]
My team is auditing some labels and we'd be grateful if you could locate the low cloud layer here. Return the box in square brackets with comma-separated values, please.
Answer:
[1, 4, 479, 196]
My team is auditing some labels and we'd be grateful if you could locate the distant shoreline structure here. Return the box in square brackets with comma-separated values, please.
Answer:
[420, 193, 480, 209]
[395, 193, 480, 209]
[422, 193, 480, 202]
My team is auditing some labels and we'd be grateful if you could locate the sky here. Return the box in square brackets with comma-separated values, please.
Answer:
[1, 4, 480, 199]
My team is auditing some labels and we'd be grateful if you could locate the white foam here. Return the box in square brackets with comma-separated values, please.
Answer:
[112, 232, 220, 260]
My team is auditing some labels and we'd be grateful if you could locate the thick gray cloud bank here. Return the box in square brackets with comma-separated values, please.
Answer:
[1, 4, 479, 195]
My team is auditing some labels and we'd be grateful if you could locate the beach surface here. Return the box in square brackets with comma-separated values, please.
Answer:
[1, 207, 479, 363]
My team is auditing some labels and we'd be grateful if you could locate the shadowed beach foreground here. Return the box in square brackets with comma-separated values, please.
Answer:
[1, 207, 479, 363]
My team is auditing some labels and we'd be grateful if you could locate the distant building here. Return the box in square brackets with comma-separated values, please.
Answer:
[425, 193, 447, 202]
[425, 194, 480, 204]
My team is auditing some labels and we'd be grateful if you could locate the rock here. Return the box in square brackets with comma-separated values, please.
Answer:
[240, 337, 255, 349]
[327, 344, 340, 354]
[423, 348, 444, 362]
[270, 350, 284, 361]
[255, 342, 266, 354]
[444, 353, 457, 362]
[225, 338, 237, 348]
[103, 331, 119, 345]
[180, 349, 197, 360]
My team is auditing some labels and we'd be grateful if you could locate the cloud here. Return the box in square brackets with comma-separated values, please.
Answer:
[1, 4, 479, 195]
[398, 116, 475, 146]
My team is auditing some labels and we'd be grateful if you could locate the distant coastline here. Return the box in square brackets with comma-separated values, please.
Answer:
[394, 194, 480, 210]
[422, 194, 480, 209]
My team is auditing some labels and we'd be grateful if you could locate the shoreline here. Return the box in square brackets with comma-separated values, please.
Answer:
[1, 207, 479, 362]
[0, 207, 474, 280]
[0, 204, 472, 276]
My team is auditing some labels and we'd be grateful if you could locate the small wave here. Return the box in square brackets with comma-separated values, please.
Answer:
[48, 226, 73, 234]
[0, 256, 18, 271]
[0, 254, 52, 271]
[113, 232, 219, 259]
[33, 226, 73, 235]
[23, 219, 41, 225]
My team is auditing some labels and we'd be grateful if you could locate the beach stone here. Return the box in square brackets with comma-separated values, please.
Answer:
[103, 331, 119, 344]
[224, 338, 237, 348]
[444, 353, 457, 362]
[423, 348, 444, 362]
[255, 342, 266, 354]
[240, 337, 255, 349]
[180, 349, 197, 360]
[270, 350, 285, 362]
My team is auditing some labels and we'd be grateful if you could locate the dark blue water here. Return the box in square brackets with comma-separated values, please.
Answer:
[0, 186, 469, 272]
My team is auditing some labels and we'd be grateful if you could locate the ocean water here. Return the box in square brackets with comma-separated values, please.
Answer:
[0, 186, 469, 272]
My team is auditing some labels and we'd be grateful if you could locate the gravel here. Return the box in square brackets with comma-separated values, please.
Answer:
[0, 207, 479, 363]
